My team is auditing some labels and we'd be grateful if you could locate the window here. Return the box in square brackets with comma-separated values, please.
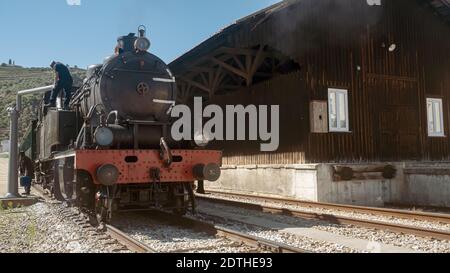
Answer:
[427, 98, 445, 137]
[328, 88, 349, 132]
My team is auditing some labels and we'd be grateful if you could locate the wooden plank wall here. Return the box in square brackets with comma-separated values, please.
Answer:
[205, 0, 450, 165]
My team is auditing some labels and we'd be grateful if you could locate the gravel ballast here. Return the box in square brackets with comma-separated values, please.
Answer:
[3, 193, 448, 253]
[200, 193, 450, 232]
[113, 213, 259, 253]
[0, 202, 130, 253]
[197, 198, 450, 253]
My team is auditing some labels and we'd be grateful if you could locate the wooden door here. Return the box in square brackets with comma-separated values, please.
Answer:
[369, 77, 421, 161]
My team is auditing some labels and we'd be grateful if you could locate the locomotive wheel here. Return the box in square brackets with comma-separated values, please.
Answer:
[96, 205, 108, 227]
[52, 164, 66, 202]
[95, 193, 109, 226]
[95, 187, 114, 226]
[76, 170, 95, 210]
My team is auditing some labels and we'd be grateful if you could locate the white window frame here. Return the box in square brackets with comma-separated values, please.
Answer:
[427, 98, 445, 137]
[328, 88, 350, 132]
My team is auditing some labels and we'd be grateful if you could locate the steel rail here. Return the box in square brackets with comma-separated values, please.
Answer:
[31, 184, 158, 253]
[105, 224, 158, 253]
[202, 190, 450, 224]
[32, 184, 305, 253]
[215, 226, 308, 253]
[197, 192, 450, 241]
[148, 210, 309, 253]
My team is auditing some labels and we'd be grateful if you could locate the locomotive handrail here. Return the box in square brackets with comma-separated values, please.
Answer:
[160, 137, 173, 168]
[106, 110, 119, 125]
[86, 104, 106, 119]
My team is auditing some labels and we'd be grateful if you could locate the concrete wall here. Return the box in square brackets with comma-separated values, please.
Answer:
[405, 175, 450, 207]
[402, 164, 450, 207]
[208, 165, 319, 201]
[206, 162, 450, 208]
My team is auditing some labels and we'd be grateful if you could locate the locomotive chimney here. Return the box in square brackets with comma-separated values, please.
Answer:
[117, 26, 150, 53]
[117, 33, 137, 52]
[138, 25, 146, 38]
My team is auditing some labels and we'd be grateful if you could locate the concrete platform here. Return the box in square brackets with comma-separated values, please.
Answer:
[208, 162, 450, 208]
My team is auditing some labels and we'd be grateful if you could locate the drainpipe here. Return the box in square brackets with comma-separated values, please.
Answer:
[4, 85, 54, 198]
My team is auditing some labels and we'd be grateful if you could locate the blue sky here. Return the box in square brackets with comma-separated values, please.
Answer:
[0, 0, 280, 68]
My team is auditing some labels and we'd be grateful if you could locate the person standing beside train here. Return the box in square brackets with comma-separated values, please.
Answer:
[19, 151, 34, 195]
[46, 61, 73, 110]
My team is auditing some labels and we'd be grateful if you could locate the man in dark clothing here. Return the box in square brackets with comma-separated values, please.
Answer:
[19, 151, 34, 195]
[47, 61, 73, 110]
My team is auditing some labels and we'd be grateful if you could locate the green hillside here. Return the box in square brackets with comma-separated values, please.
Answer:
[0, 65, 86, 140]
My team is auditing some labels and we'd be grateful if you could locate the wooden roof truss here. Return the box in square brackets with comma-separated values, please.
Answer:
[176, 45, 298, 103]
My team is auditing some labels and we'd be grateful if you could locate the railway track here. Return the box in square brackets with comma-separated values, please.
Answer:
[31, 184, 157, 253]
[146, 210, 309, 253]
[31, 185, 307, 253]
[197, 190, 450, 241]
[201, 190, 450, 224]
[105, 224, 157, 253]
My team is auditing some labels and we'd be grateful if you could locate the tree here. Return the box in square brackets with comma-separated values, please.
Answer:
[8, 59, 12, 66]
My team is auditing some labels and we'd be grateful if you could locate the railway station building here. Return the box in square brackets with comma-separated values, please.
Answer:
[169, 0, 450, 207]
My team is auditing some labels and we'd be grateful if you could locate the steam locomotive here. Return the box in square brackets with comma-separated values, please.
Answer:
[21, 26, 222, 223]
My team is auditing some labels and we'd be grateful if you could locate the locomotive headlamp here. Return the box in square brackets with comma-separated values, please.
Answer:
[94, 127, 114, 147]
[96, 164, 120, 186]
[134, 37, 151, 52]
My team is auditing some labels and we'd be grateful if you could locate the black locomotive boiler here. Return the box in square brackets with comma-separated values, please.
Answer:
[22, 27, 222, 223]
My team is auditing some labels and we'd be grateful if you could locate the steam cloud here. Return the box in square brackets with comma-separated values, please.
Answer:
[269, 0, 384, 54]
